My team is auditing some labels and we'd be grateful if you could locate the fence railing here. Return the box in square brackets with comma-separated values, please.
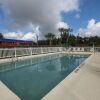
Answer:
[0, 47, 100, 59]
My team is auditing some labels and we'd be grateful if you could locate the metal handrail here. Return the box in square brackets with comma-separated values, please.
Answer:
[0, 47, 100, 59]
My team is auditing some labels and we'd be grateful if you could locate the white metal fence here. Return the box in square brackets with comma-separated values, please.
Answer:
[0, 47, 100, 59]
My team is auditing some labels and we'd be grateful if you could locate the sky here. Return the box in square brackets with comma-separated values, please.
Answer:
[0, 0, 100, 40]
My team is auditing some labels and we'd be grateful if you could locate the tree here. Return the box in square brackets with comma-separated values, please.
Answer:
[58, 28, 65, 35]
[58, 28, 73, 46]
[64, 28, 73, 42]
[0, 33, 4, 39]
[68, 34, 76, 46]
[45, 33, 55, 46]
[58, 28, 65, 46]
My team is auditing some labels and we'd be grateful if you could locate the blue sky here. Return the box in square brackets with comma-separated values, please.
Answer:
[62, 0, 100, 32]
[0, 0, 100, 40]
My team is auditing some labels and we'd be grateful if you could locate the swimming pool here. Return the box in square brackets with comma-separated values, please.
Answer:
[0, 54, 89, 100]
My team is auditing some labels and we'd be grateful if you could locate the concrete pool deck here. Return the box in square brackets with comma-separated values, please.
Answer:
[42, 53, 100, 100]
[0, 81, 20, 100]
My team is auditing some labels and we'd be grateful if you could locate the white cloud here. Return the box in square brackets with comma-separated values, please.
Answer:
[22, 32, 35, 41]
[56, 21, 69, 29]
[1, 0, 80, 36]
[3, 24, 42, 41]
[79, 19, 100, 37]
[3, 32, 38, 41]
[3, 32, 24, 40]
[3, 22, 70, 40]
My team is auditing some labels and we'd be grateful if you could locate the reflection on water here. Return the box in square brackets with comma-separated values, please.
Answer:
[0, 54, 88, 100]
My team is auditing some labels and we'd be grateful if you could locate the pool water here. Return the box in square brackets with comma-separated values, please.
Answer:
[0, 54, 89, 100]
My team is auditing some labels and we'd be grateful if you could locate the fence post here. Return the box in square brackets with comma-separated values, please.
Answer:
[14, 48, 17, 58]
[41, 47, 42, 54]
[30, 48, 32, 56]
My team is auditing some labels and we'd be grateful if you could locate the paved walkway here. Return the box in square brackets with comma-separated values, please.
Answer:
[0, 81, 20, 100]
[42, 53, 100, 100]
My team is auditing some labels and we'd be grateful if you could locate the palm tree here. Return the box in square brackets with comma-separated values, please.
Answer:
[58, 28, 65, 46]
[58, 28, 73, 46]
[64, 28, 73, 43]
[45, 33, 55, 46]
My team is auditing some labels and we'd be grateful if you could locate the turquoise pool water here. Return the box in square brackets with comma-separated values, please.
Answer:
[0, 54, 89, 100]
